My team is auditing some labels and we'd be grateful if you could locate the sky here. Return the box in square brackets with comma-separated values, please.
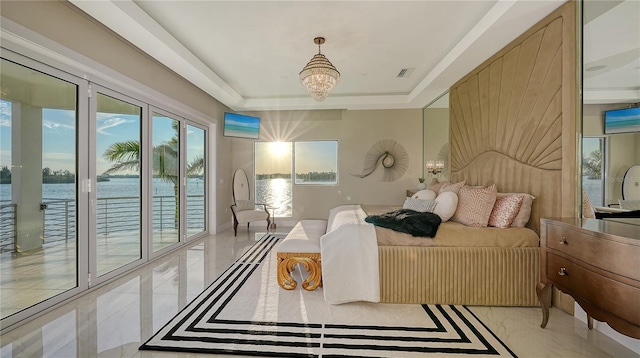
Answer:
[0, 99, 205, 176]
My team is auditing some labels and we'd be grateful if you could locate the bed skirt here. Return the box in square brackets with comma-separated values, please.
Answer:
[378, 246, 540, 306]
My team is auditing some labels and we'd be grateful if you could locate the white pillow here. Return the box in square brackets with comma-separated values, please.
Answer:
[411, 189, 437, 201]
[433, 192, 458, 222]
[403, 197, 437, 213]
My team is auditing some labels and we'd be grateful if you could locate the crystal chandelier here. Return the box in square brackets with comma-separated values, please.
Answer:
[299, 37, 340, 102]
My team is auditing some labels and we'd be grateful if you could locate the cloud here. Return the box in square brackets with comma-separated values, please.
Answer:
[0, 100, 11, 124]
[97, 116, 135, 135]
[43, 119, 75, 131]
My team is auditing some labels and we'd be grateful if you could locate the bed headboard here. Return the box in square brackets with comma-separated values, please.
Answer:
[448, 1, 577, 234]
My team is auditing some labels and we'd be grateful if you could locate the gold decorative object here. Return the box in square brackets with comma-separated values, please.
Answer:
[277, 252, 322, 291]
[352, 139, 409, 182]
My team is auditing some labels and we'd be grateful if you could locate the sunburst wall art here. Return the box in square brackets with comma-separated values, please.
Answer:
[352, 139, 408, 182]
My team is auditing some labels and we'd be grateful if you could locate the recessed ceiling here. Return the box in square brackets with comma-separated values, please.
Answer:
[70, 0, 619, 111]
[582, 0, 640, 104]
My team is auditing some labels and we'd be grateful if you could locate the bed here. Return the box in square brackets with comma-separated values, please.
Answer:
[366, 205, 541, 306]
[320, 203, 541, 306]
[319, 2, 575, 308]
[367, 2, 577, 307]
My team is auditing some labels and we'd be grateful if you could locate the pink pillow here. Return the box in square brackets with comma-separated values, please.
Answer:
[498, 192, 536, 227]
[439, 181, 465, 195]
[582, 190, 596, 219]
[427, 178, 447, 193]
[489, 194, 524, 228]
[451, 184, 497, 227]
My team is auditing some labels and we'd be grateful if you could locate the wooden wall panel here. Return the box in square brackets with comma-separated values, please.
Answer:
[449, 1, 576, 234]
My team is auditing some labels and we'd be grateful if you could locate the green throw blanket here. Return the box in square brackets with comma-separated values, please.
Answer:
[365, 209, 441, 237]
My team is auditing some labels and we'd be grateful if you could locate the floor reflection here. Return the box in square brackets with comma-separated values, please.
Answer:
[1, 227, 637, 358]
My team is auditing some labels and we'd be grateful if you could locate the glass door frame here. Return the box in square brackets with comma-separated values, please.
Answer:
[88, 85, 150, 286]
[149, 106, 183, 258]
[0, 49, 89, 331]
[183, 119, 208, 242]
[1, 43, 213, 333]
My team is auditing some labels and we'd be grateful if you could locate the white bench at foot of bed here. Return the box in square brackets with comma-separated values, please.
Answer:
[276, 220, 327, 291]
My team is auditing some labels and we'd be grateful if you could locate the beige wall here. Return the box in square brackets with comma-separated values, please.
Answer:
[1, 0, 234, 231]
[583, 104, 639, 205]
[237, 109, 423, 224]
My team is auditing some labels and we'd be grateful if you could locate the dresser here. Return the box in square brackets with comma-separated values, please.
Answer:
[537, 218, 640, 339]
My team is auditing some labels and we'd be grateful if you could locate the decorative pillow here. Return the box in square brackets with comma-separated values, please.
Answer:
[433, 191, 458, 222]
[582, 190, 596, 219]
[451, 184, 497, 227]
[403, 197, 437, 213]
[439, 181, 466, 195]
[489, 194, 524, 228]
[498, 193, 536, 227]
[365, 209, 442, 237]
[411, 189, 437, 201]
[427, 178, 447, 193]
[235, 200, 255, 211]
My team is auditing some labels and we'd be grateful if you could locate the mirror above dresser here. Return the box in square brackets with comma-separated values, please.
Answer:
[581, 0, 640, 211]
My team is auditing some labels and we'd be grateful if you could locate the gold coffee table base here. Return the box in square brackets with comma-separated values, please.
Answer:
[276, 252, 322, 291]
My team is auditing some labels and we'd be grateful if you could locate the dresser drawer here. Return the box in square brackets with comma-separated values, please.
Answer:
[546, 224, 640, 281]
[547, 253, 640, 326]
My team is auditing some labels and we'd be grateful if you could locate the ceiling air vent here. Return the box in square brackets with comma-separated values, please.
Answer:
[397, 68, 415, 78]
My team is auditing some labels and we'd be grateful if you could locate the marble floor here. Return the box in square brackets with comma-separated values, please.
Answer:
[0, 229, 186, 318]
[1, 227, 638, 358]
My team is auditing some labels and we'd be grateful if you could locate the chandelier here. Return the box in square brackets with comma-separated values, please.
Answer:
[299, 37, 340, 102]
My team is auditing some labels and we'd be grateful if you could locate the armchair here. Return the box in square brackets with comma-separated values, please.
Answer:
[230, 169, 270, 236]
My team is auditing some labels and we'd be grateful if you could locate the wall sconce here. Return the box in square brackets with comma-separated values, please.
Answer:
[426, 160, 445, 175]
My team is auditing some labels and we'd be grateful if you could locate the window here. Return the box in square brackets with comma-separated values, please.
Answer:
[294, 141, 338, 185]
[582, 137, 604, 206]
[255, 142, 292, 217]
[254, 140, 339, 218]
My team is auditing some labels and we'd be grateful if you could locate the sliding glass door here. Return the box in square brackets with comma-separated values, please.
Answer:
[186, 124, 206, 237]
[152, 112, 180, 252]
[93, 90, 144, 277]
[0, 57, 84, 320]
[0, 50, 210, 330]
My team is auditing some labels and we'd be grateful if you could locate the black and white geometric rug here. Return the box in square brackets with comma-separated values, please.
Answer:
[140, 234, 516, 357]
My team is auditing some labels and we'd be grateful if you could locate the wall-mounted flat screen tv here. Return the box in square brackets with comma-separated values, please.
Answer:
[223, 112, 260, 139]
[604, 107, 640, 134]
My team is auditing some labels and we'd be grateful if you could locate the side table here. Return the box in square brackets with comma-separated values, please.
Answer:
[266, 206, 278, 231]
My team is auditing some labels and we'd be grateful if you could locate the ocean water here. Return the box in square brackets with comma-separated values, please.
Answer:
[0, 177, 204, 200]
[255, 178, 292, 217]
[0, 178, 205, 244]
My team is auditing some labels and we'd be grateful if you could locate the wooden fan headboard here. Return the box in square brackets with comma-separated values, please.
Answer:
[448, 1, 577, 234]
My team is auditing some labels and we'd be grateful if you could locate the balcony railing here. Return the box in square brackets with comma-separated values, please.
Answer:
[0, 195, 205, 253]
[0, 202, 17, 253]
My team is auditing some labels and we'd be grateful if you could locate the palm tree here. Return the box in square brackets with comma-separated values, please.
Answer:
[582, 148, 602, 179]
[103, 132, 204, 229]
